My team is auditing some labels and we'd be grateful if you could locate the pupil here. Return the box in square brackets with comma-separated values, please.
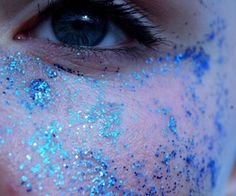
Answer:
[71, 20, 85, 30]
[70, 15, 95, 30]
[52, 10, 108, 47]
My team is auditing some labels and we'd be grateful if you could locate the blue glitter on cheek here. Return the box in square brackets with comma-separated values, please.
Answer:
[30, 79, 52, 108]
[0, 14, 229, 195]
[168, 116, 177, 134]
[45, 67, 58, 79]
[21, 176, 28, 182]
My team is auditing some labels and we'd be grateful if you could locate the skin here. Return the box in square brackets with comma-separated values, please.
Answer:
[0, 0, 236, 195]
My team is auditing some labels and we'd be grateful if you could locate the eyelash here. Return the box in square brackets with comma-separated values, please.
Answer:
[14, 0, 165, 75]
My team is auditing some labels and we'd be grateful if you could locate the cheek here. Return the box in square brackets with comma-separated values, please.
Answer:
[0, 42, 234, 196]
[98, 49, 233, 194]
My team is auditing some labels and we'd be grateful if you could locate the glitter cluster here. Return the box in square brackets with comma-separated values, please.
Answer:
[30, 79, 52, 108]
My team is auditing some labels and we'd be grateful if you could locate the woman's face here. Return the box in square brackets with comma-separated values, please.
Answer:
[0, 0, 235, 195]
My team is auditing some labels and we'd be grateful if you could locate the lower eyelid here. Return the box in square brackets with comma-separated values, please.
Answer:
[15, 38, 149, 77]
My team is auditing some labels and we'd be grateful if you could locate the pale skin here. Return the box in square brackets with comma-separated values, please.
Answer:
[0, 0, 236, 195]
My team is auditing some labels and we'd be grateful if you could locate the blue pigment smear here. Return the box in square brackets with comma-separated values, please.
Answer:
[30, 79, 51, 108]
[192, 48, 210, 81]
[207, 160, 218, 188]
[174, 47, 210, 82]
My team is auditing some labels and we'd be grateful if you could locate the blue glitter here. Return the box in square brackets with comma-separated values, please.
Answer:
[186, 155, 195, 165]
[131, 160, 146, 169]
[108, 176, 117, 187]
[26, 187, 32, 192]
[6, 128, 13, 134]
[162, 150, 177, 165]
[0, 32, 227, 195]
[0, 137, 5, 145]
[19, 163, 25, 170]
[45, 67, 58, 79]
[31, 164, 41, 173]
[26, 182, 33, 192]
[26, 154, 32, 161]
[148, 186, 157, 195]
[21, 176, 28, 182]
[168, 116, 177, 134]
[30, 79, 51, 107]
[186, 110, 192, 117]
[145, 57, 154, 65]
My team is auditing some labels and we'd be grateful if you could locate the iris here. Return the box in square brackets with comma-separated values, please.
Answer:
[52, 10, 108, 47]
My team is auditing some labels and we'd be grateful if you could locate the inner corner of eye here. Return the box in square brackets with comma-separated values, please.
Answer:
[13, 27, 28, 41]
[13, 15, 58, 43]
[13, 16, 38, 41]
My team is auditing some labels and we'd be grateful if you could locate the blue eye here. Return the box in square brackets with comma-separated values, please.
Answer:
[16, 0, 161, 49]
[13, 0, 164, 75]
[36, 7, 129, 49]
[52, 10, 108, 47]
